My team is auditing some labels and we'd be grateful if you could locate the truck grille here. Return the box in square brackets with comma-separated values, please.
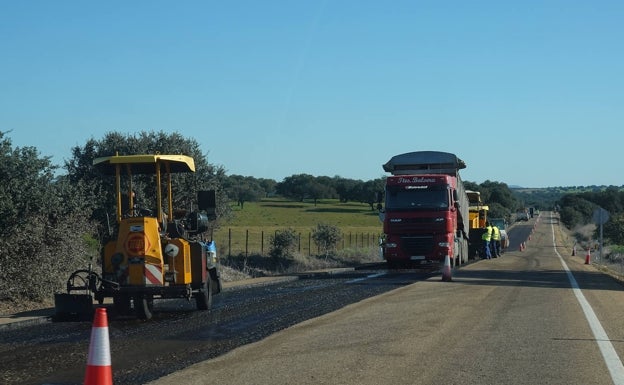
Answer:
[401, 236, 434, 255]
[387, 217, 446, 233]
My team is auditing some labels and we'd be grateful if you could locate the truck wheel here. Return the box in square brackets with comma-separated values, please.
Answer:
[113, 294, 131, 316]
[134, 295, 153, 320]
[196, 278, 213, 311]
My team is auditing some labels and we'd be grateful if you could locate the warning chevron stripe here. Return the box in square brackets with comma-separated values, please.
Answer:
[144, 264, 162, 286]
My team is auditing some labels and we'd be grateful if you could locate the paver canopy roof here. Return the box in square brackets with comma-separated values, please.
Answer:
[93, 154, 196, 174]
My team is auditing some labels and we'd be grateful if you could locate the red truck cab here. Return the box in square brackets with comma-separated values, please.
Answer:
[380, 151, 469, 269]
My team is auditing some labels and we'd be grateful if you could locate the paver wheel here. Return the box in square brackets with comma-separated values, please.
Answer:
[196, 278, 213, 311]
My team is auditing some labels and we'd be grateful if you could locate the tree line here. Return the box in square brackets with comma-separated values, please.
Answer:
[224, 173, 387, 210]
[224, 173, 530, 219]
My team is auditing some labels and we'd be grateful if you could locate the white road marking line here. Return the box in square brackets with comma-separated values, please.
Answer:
[346, 272, 386, 284]
[551, 218, 624, 384]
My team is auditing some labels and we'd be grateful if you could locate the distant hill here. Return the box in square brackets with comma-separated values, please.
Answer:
[510, 185, 624, 211]
[512, 185, 624, 192]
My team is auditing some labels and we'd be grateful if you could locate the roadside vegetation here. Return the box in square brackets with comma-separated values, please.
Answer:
[216, 199, 383, 281]
[554, 187, 624, 262]
[2, 128, 621, 312]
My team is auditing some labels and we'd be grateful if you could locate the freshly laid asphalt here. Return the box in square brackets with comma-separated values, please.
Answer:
[0, 276, 297, 330]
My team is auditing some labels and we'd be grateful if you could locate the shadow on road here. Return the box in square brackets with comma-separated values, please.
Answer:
[447, 268, 624, 292]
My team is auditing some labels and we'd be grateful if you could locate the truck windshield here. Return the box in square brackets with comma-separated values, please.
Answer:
[385, 186, 449, 210]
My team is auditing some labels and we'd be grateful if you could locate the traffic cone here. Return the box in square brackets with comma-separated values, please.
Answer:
[441, 255, 452, 282]
[585, 249, 591, 265]
[84, 308, 112, 385]
[519, 242, 523, 251]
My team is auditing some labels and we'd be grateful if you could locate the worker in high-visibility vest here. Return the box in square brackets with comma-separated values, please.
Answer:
[481, 221, 493, 259]
[491, 224, 501, 258]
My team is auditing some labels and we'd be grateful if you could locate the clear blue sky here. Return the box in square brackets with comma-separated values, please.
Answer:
[2, 1, 622, 188]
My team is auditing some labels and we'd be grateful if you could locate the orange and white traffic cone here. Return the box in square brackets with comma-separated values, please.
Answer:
[585, 249, 591, 265]
[84, 308, 112, 385]
[441, 255, 452, 282]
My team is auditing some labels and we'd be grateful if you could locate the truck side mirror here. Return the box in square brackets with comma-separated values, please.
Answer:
[198, 190, 216, 219]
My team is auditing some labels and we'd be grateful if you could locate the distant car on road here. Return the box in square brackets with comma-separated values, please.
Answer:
[516, 211, 529, 221]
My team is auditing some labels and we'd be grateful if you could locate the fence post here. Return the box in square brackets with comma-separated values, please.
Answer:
[228, 228, 232, 257]
[245, 229, 249, 257]
[317, 234, 320, 254]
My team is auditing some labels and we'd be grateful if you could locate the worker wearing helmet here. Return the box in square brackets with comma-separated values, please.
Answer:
[481, 221, 493, 259]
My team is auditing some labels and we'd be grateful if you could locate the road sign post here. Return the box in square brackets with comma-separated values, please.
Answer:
[592, 207, 609, 262]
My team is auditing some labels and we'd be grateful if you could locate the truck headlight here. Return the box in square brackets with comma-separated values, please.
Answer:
[385, 242, 397, 248]
[438, 242, 450, 247]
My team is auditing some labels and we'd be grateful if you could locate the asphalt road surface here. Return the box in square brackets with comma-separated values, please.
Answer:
[4, 212, 624, 385]
[149, 213, 624, 385]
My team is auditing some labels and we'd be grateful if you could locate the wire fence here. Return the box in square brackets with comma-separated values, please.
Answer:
[583, 248, 624, 277]
[213, 228, 383, 257]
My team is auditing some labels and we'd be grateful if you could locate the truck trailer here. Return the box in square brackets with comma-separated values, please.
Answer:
[379, 151, 470, 268]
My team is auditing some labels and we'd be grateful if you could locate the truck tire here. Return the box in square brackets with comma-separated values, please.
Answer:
[113, 294, 132, 316]
[196, 278, 213, 311]
[134, 294, 154, 320]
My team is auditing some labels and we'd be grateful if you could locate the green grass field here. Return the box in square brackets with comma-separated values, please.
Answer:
[213, 198, 383, 256]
